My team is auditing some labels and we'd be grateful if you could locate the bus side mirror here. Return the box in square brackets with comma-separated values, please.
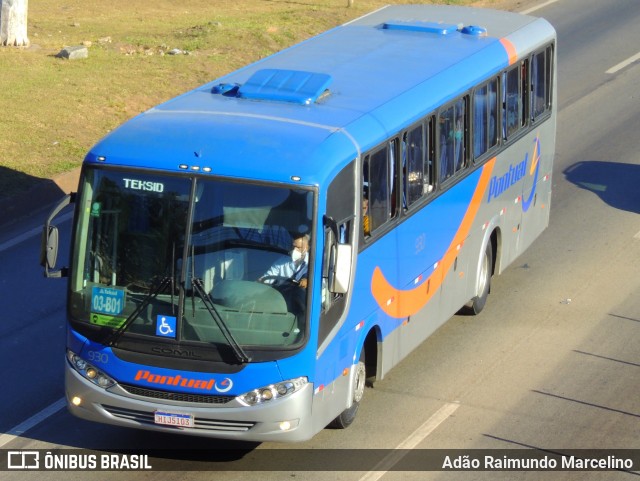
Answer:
[323, 214, 353, 294]
[330, 243, 352, 294]
[41, 225, 60, 270]
[41, 193, 75, 278]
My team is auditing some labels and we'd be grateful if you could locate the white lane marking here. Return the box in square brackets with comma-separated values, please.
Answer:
[0, 211, 73, 253]
[634, 230, 640, 240]
[0, 225, 43, 253]
[358, 402, 460, 481]
[521, 0, 560, 15]
[606, 51, 640, 74]
[0, 398, 66, 448]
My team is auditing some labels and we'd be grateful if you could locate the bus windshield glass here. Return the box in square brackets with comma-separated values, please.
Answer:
[70, 168, 314, 353]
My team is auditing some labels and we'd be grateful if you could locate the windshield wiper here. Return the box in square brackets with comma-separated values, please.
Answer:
[191, 277, 251, 364]
[107, 276, 173, 347]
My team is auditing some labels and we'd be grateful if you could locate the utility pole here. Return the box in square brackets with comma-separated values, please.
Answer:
[0, 0, 30, 47]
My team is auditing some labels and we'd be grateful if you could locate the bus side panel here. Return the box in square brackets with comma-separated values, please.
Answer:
[517, 121, 555, 257]
[378, 285, 444, 379]
[356, 228, 400, 355]
[310, 349, 358, 433]
[500, 21, 556, 262]
[435, 172, 485, 319]
[368, 167, 489, 377]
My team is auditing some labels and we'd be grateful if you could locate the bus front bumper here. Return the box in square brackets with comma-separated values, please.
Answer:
[65, 363, 316, 442]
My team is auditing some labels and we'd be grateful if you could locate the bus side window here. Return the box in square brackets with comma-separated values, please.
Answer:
[439, 97, 467, 182]
[521, 59, 529, 128]
[473, 78, 499, 161]
[532, 46, 552, 120]
[365, 144, 390, 234]
[503, 66, 520, 139]
[403, 122, 432, 209]
[454, 97, 468, 173]
[320, 161, 355, 344]
[474, 84, 488, 158]
[389, 139, 397, 219]
[503, 60, 529, 140]
[403, 126, 422, 208]
[488, 78, 499, 149]
[362, 157, 370, 237]
[439, 105, 455, 182]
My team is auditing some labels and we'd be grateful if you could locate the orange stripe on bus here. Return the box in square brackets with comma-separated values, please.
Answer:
[371, 157, 496, 319]
[500, 38, 518, 66]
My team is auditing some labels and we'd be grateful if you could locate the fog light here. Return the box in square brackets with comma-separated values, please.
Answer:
[279, 421, 292, 431]
[71, 396, 82, 406]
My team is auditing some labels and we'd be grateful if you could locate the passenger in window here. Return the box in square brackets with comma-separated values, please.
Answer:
[454, 108, 465, 171]
[439, 114, 454, 181]
[260, 232, 310, 288]
[362, 195, 371, 236]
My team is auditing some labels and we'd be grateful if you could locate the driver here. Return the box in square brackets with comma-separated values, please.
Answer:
[260, 232, 310, 288]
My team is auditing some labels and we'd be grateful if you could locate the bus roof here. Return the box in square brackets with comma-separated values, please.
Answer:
[86, 5, 555, 187]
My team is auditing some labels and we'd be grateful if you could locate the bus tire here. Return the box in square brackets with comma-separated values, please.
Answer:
[328, 356, 366, 429]
[464, 241, 493, 315]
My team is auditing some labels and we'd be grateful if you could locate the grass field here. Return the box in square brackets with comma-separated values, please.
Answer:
[0, 0, 510, 200]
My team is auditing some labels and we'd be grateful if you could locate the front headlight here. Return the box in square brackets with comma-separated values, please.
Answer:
[237, 377, 307, 406]
[67, 349, 116, 389]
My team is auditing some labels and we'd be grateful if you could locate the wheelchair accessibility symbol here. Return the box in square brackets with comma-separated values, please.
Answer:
[156, 315, 177, 338]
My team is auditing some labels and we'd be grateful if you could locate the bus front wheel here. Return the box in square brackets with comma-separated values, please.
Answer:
[328, 356, 366, 429]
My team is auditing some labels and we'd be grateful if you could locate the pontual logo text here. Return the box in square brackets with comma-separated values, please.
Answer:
[487, 158, 527, 203]
[134, 370, 215, 390]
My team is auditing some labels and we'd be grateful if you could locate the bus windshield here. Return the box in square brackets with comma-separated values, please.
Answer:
[70, 167, 314, 355]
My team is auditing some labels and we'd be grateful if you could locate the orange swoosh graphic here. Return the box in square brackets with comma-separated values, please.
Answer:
[371, 158, 496, 319]
[499, 38, 518, 66]
[529, 135, 540, 176]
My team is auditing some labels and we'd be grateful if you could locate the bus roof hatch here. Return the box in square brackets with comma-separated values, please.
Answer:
[381, 21, 459, 35]
[236, 69, 333, 105]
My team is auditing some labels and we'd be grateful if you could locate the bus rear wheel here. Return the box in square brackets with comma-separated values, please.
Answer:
[328, 356, 366, 429]
[463, 241, 493, 315]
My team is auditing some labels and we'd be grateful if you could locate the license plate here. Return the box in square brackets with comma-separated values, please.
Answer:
[154, 411, 194, 428]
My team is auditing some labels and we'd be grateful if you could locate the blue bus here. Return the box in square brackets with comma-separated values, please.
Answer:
[42, 5, 556, 441]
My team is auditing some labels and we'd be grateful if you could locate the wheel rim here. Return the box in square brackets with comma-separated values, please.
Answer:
[353, 361, 366, 403]
[477, 248, 489, 296]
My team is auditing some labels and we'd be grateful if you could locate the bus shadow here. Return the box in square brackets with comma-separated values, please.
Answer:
[0, 165, 68, 229]
[563, 161, 640, 215]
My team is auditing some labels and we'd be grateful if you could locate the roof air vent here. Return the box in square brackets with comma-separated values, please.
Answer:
[381, 21, 459, 35]
[212, 83, 240, 96]
[461, 25, 488, 37]
[236, 69, 333, 105]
